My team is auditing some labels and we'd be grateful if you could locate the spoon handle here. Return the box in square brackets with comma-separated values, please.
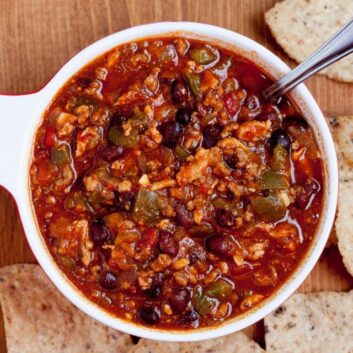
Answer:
[263, 18, 353, 101]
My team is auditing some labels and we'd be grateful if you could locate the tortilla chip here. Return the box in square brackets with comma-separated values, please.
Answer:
[327, 116, 353, 275]
[0, 264, 133, 353]
[336, 179, 353, 275]
[327, 116, 353, 168]
[127, 332, 265, 353]
[264, 291, 353, 353]
[265, 0, 353, 82]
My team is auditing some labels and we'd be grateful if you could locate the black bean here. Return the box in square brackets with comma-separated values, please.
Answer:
[216, 209, 235, 228]
[145, 283, 162, 299]
[171, 79, 189, 104]
[223, 154, 237, 170]
[110, 112, 128, 126]
[76, 77, 93, 89]
[160, 76, 175, 85]
[179, 310, 199, 324]
[159, 230, 179, 257]
[176, 108, 191, 125]
[99, 271, 117, 290]
[175, 204, 193, 228]
[114, 191, 135, 212]
[268, 129, 292, 152]
[202, 125, 221, 148]
[161, 121, 182, 148]
[101, 145, 124, 162]
[205, 234, 234, 257]
[138, 306, 161, 325]
[90, 217, 111, 246]
[170, 288, 191, 313]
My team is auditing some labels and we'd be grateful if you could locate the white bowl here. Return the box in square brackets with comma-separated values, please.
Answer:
[0, 22, 338, 342]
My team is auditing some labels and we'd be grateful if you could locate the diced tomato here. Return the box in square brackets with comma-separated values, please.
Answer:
[199, 183, 209, 195]
[137, 227, 159, 250]
[223, 91, 240, 116]
[44, 126, 57, 149]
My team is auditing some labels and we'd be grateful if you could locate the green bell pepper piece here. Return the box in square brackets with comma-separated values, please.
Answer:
[108, 125, 140, 148]
[190, 46, 216, 65]
[87, 191, 108, 204]
[157, 44, 177, 62]
[193, 294, 215, 316]
[95, 167, 120, 188]
[250, 192, 286, 222]
[211, 196, 243, 214]
[272, 144, 289, 173]
[133, 189, 161, 225]
[206, 279, 233, 300]
[56, 254, 75, 270]
[260, 170, 288, 190]
[51, 144, 72, 167]
[175, 144, 190, 160]
[74, 96, 97, 108]
[185, 72, 201, 98]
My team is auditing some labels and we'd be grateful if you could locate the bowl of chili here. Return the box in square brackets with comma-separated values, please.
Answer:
[0, 22, 338, 341]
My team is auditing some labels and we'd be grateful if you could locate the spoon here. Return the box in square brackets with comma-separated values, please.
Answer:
[263, 18, 353, 101]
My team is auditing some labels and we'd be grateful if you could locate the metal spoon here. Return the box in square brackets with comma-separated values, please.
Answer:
[263, 18, 353, 101]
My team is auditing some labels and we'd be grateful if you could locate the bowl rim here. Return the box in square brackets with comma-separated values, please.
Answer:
[16, 21, 338, 342]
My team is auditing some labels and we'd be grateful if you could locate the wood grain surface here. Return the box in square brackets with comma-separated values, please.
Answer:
[0, 0, 352, 351]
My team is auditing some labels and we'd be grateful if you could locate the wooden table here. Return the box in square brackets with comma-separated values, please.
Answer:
[0, 0, 352, 350]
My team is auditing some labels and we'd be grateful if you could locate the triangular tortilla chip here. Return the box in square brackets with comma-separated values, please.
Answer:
[0, 264, 133, 353]
[264, 291, 353, 353]
[327, 116, 353, 276]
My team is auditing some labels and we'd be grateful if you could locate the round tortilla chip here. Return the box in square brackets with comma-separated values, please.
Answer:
[0, 264, 133, 353]
[265, 0, 353, 82]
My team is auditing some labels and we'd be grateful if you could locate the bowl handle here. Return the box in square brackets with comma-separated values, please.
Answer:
[0, 92, 42, 197]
